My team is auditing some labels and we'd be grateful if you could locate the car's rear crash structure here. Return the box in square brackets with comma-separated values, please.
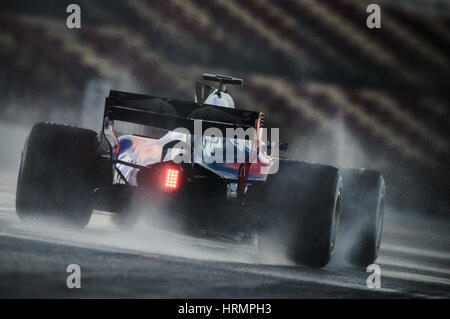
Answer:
[16, 74, 385, 268]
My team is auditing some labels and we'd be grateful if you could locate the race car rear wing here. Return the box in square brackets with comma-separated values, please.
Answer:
[104, 90, 260, 133]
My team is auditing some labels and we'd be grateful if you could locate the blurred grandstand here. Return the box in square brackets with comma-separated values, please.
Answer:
[0, 0, 448, 215]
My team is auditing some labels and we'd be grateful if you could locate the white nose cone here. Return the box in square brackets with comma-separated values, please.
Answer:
[204, 89, 235, 109]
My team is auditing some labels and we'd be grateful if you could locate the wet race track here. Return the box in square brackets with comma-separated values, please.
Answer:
[0, 173, 449, 298]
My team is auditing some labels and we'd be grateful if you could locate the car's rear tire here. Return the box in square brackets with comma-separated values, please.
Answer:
[334, 169, 385, 267]
[16, 122, 99, 228]
[254, 159, 342, 268]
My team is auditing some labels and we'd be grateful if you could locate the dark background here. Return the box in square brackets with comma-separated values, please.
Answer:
[0, 0, 448, 217]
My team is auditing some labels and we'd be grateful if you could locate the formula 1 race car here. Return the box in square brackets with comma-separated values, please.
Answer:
[16, 74, 385, 268]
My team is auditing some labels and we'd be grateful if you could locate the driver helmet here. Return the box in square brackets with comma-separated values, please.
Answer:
[204, 89, 235, 109]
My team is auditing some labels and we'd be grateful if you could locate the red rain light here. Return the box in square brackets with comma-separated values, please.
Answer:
[164, 168, 180, 189]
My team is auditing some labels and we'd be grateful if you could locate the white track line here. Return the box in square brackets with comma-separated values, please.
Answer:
[381, 244, 450, 260]
[378, 256, 450, 276]
[224, 265, 419, 296]
[380, 244, 450, 262]
[382, 270, 450, 286]
[383, 224, 450, 242]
